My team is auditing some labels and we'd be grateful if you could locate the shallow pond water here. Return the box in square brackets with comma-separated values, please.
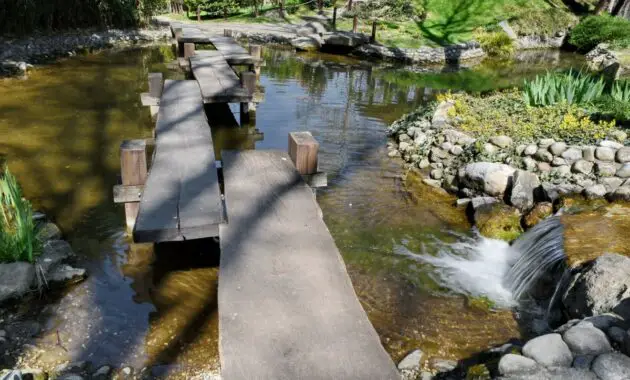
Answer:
[0, 46, 585, 376]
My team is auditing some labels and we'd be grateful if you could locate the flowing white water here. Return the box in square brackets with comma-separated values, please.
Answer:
[396, 217, 565, 308]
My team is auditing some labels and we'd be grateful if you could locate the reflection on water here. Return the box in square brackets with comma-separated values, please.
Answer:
[0, 45, 585, 373]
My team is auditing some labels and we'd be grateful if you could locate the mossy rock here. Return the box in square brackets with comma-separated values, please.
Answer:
[466, 364, 491, 380]
[523, 202, 553, 229]
[466, 295, 496, 312]
[554, 195, 608, 214]
[474, 204, 523, 241]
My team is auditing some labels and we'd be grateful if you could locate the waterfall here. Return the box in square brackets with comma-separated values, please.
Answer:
[395, 216, 566, 308]
[505, 216, 565, 300]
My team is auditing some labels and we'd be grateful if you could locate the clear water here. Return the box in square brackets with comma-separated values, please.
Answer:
[0, 45, 586, 374]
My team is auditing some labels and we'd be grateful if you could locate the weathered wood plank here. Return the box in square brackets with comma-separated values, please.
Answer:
[133, 80, 224, 243]
[195, 50, 263, 66]
[113, 184, 144, 203]
[218, 150, 399, 380]
[190, 55, 252, 103]
[140, 93, 160, 106]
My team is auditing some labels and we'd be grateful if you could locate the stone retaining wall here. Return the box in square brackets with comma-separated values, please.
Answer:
[388, 101, 630, 208]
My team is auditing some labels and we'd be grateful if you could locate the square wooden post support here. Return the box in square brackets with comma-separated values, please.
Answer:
[288, 132, 319, 175]
[240, 71, 257, 125]
[174, 28, 184, 57]
[120, 140, 148, 231]
[148, 72, 163, 120]
[184, 43, 196, 59]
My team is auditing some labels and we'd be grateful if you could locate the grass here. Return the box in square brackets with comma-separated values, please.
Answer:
[164, 0, 575, 48]
[0, 167, 41, 263]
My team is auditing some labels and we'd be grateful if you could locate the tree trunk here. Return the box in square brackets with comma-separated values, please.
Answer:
[347, 0, 353, 10]
[254, 1, 260, 17]
[352, 14, 358, 33]
[595, 0, 612, 13]
[370, 20, 377, 43]
[279, 0, 285, 18]
[197, 5, 201, 21]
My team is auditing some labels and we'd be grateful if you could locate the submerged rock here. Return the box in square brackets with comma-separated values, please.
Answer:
[35, 222, 62, 242]
[523, 202, 553, 229]
[0, 262, 35, 303]
[290, 36, 322, 51]
[474, 203, 523, 241]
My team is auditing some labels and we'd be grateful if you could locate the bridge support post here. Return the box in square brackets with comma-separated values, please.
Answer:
[288, 132, 319, 175]
[248, 45, 263, 77]
[224, 29, 234, 37]
[120, 140, 148, 231]
[184, 43, 196, 59]
[148, 72, 163, 120]
[174, 28, 184, 57]
[240, 71, 257, 125]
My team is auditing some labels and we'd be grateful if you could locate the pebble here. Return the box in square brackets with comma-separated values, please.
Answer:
[498, 354, 538, 375]
[539, 138, 555, 148]
[592, 353, 630, 380]
[450, 145, 463, 156]
[573, 160, 594, 175]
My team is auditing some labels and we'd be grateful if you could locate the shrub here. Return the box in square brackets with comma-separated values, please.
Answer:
[444, 90, 617, 145]
[523, 70, 606, 107]
[474, 29, 515, 58]
[612, 79, 630, 102]
[508, 7, 578, 37]
[0, 167, 41, 263]
[355, 0, 424, 21]
[569, 14, 630, 52]
[589, 96, 630, 125]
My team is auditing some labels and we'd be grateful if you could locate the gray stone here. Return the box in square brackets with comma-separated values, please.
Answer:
[572, 160, 594, 175]
[582, 314, 626, 331]
[600, 177, 623, 193]
[423, 179, 442, 188]
[616, 147, 630, 163]
[562, 147, 583, 162]
[595, 162, 617, 177]
[48, 265, 86, 284]
[549, 142, 568, 156]
[484, 143, 498, 155]
[419, 372, 433, 380]
[430, 169, 443, 180]
[592, 352, 630, 380]
[583, 146, 597, 162]
[523, 157, 537, 171]
[510, 170, 540, 211]
[540, 183, 561, 202]
[573, 355, 595, 370]
[440, 142, 453, 152]
[538, 162, 552, 172]
[552, 165, 571, 177]
[552, 157, 567, 167]
[609, 130, 627, 143]
[599, 140, 623, 149]
[302, 21, 327, 35]
[430, 359, 457, 373]
[607, 326, 627, 345]
[450, 145, 463, 156]
[490, 135, 513, 148]
[432, 101, 454, 128]
[609, 186, 630, 201]
[398, 349, 423, 371]
[414, 132, 427, 146]
[388, 149, 400, 158]
[290, 36, 322, 51]
[563, 253, 630, 319]
[498, 354, 538, 375]
[458, 162, 516, 197]
[516, 144, 527, 156]
[596, 147, 616, 162]
[0, 262, 34, 303]
[562, 325, 612, 355]
[539, 139, 555, 148]
[443, 129, 474, 145]
[57, 375, 84, 380]
[584, 184, 607, 199]
[429, 163, 443, 170]
[470, 197, 497, 210]
[322, 31, 369, 48]
[499, 367, 599, 380]
[36, 222, 62, 242]
[429, 147, 448, 163]
[418, 159, 431, 169]
[524, 144, 538, 156]
[616, 164, 630, 178]
[398, 141, 410, 152]
[534, 149, 553, 162]
[92, 366, 111, 380]
[0, 371, 22, 380]
[522, 333, 572, 367]
[37, 240, 74, 275]
[456, 198, 471, 207]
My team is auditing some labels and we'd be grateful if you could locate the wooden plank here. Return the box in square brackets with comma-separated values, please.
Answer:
[113, 184, 144, 203]
[302, 172, 328, 188]
[195, 50, 263, 66]
[120, 140, 147, 230]
[190, 55, 252, 103]
[133, 80, 224, 243]
[219, 150, 399, 380]
[140, 93, 159, 106]
[289, 132, 319, 175]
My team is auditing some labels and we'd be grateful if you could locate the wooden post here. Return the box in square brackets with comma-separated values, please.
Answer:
[174, 27, 184, 57]
[224, 29, 233, 37]
[120, 140, 148, 231]
[249, 45, 263, 77]
[332, 7, 337, 30]
[240, 71, 257, 125]
[371, 20, 377, 43]
[288, 132, 319, 175]
[196, 5, 201, 21]
[184, 42, 196, 58]
[148, 72, 163, 120]
[353, 15, 358, 33]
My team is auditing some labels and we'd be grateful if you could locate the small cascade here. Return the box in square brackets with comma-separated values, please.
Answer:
[505, 216, 565, 300]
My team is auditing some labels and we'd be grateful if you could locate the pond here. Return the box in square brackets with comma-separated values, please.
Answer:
[0, 45, 585, 377]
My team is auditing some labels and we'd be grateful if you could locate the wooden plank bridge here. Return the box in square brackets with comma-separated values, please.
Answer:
[114, 23, 399, 379]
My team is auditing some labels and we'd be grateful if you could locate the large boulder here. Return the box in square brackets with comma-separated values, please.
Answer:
[322, 32, 369, 48]
[562, 325, 612, 356]
[522, 333, 573, 367]
[585, 43, 630, 79]
[290, 36, 323, 51]
[0, 262, 34, 303]
[562, 253, 630, 319]
[458, 162, 516, 197]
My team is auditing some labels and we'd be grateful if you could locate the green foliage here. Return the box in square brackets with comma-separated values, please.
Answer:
[507, 6, 577, 37]
[589, 96, 630, 124]
[474, 28, 515, 58]
[466, 364, 491, 380]
[0, 167, 41, 263]
[569, 14, 630, 52]
[612, 79, 630, 102]
[355, 0, 424, 21]
[0, 0, 170, 34]
[444, 90, 617, 145]
[523, 70, 606, 107]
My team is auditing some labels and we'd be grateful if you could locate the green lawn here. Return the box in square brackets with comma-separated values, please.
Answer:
[164, 0, 577, 48]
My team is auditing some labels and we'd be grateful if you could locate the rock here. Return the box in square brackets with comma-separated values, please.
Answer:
[573, 355, 595, 370]
[522, 333, 572, 367]
[388, 150, 400, 158]
[418, 159, 430, 169]
[490, 135, 513, 148]
[523, 202, 553, 229]
[0, 262, 35, 303]
[607, 326, 627, 345]
[399, 141, 410, 152]
[36, 222, 62, 242]
[432, 101, 454, 128]
[443, 129, 475, 145]
[549, 142, 568, 156]
[524, 144, 538, 156]
[584, 184, 607, 199]
[591, 352, 630, 380]
[290, 36, 322, 51]
[516, 144, 527, 156]
[429, 147, 448, 163]
[419, 372, 433, 380]
[523, 157, 537, 171]
[534, 149, 553, 163]
[48, 265, 86, 285]
[563, 253, 630, 319]
[595, 162, 617, 177]
[322, 31, 369, 48]
[483, 142, 498, 155]
[540, 183, 561, 202]
[458, 162, 516, 197]
[470, 197, 498, 210]
[423, 179, 442, 188]
[498, 354, 538, 375]
[398, 349, 423, 371]
[609, 186, 630, 201]
[538, 162, 552, 172]
[450, 145, 463, 156]
[474, 203, 523, 241]
[1, 371, 22, 380]
[562, 325, 612, 355]
[610, 130, 627, 143]
[441, 142, 453, 151]
[562, 148, 583, 162]
[430, 169, 444, 180]
[596, 147, 616, 162]
[414, 133, 427, 146]
[92, 366, 111, 380]
[37, 240, 74, 275]
[298, 21, 327, 35]
[599, 140, 623, 149]
[600, 177, 623, 193]
[552, 165, 572, 177]
[539, 139, 555, 148]
[429, 358, 457, 373]
[616, 147, 630, 163]
[582, 314, 626, 331]
[616, 164, 630, 178]
[510, 170, 540, 211]
[57, 375, 84, 380]
[552, 157, 567, 167]
[586, 44, 630, 80]
[582, 146, 596, 162]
